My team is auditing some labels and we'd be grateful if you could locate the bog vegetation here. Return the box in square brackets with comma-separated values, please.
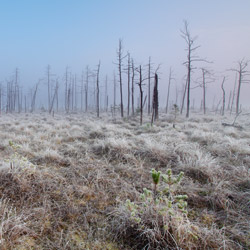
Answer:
[0, 111, 249, 249]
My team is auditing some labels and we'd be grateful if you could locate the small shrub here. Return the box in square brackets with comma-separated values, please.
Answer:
[111, 168, 199, 249]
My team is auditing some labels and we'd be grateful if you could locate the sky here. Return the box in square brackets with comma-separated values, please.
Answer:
[0, 0, 250, 109]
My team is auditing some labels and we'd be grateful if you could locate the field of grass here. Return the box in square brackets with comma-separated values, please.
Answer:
[0, 111, 249, 249]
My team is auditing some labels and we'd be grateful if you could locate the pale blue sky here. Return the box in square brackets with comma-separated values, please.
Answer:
[0, 0, 250, 108]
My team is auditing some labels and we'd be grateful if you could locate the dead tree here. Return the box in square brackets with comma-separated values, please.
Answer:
[181, 20, 207, 118]
[151, 73, 159, 125]
[116, 39, 126, 118]
[230, 73, 237, 114]
[230, 59, 250, 114]
[166, 67, 174, 113]
[64, 67, 69, 112]
[131, 59, 135, 116]
[136, 65, 151, 125]
[180, 77, 188, 114]
[200, 68, 214, 114]
[47, 65, 51, 111]
[137, 65, 144, 125]
[85, 66, 90, 112]
[126, 52, 131, 116]
[105, 75, 108, 112]
[30, 80, 41, 113]
[221, 76, 226, 116]
[147, 57, 151, 115]
[49, 79, 59, 114]
[113, 71, 117, 117]
[96, 61, 101, 118]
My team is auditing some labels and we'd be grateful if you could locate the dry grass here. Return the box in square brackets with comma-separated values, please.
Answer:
[0, 111, 249, 249]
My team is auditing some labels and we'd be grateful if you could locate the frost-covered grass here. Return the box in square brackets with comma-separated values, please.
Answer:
[0, 111, 249, 249]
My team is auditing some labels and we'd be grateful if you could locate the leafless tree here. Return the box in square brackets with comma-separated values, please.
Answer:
[126, 52, 131, 116]
[221, 76, 226, 116]
[105, 75, 108, 112]
[181, 20, 208, 118]
[85, 66, 90, 112]
[116, 39, 126, 118]
[96, 61, 101, 118]
[166, 67, 174, 113]
[151, 73, 159, 125]
[147, 57, 151, 115]
[64, 67, 69, 112]
[113, 71, 117, 117]
[49, 78, 59, 114]
[30, 80, 41, 113]
[230, 73, 237, 114]
[230, 58, 250, 114]
[131, 59, 135, 116]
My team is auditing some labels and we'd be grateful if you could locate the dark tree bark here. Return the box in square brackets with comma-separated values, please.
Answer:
[151, 73, 159, 125]
[131, 59, 135, 116]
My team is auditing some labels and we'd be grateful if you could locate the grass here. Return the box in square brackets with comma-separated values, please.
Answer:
[0, 111, 249, 249]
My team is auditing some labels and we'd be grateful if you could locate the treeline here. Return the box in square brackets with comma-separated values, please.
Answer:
[0, 21, 249, 124]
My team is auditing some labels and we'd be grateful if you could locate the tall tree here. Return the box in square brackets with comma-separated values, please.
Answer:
[147, 57, 151, 115]
[116, 39, 126, 118]
[181, 20, 206, 118]
[151, 73, 159, 125]
[166, 67, 174, 113]
[221, 76, 226, 116]
[96, 61, 101, 118]
[131, 59, 135, 116]
[126, 52, 131, 116]
[230, 59, 250, 114]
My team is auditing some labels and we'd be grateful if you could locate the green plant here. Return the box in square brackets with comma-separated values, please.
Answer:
[112, 168, 197, 249]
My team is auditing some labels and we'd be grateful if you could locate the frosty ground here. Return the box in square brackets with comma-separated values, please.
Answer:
[0, 111, 249, 249]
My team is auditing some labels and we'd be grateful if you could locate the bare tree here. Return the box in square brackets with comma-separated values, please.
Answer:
[166, 67, 174, 113]
[105, 75, 108, 112]
[126, 52, 131, 116]
[151, 73, 159, 125]
[85, 66, 90, 112]
[116, 39, 126, 118]
[221, 76, 226, 116]
[49, 78, 59, 114]
[64, 67, 69, 112]
[131, 59, 135, 116]
[230, 59, 250, 114]
[230, 73, 237, 114]
[147, 57, 151, 115]
[47, 65, 51, 111]
[96, 61, 101, 118]
[113, 71, 117, 117]
[30, 80, 41, 113]
[200, 68, 214, 114]
[181, 20, 207, 118]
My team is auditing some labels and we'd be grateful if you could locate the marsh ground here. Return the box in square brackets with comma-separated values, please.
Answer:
[0, 111, 249, 249]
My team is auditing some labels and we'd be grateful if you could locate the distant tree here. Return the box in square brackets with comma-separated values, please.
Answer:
[96, 61, 101, 118]
[230, 58, 250, 114]
[126, 52, 131, 116]
[30, 80, 41, 113]
[221, 76, 226, 116]
[131, 59, 135, 116]
[166, 67, 174, 114]
[147, 56, 151, 115]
